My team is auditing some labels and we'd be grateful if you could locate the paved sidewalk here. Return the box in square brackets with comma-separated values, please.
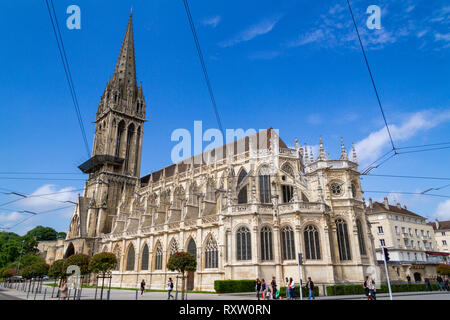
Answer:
[1, 284, 449, 300]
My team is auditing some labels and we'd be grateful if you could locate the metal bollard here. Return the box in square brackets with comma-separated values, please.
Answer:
[68, 289, 71, 300]
[135, 289, 138, 300]
[27, 281, 31, 299]
[43, 288, 47, 300]
[107, 289, 111, 300]
[34, 287, 38, 300]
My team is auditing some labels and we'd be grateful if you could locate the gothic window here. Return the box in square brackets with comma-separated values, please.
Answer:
[281, 163, 294, 177]
[124, 123, 135, 172]
[304, 225, 321, 260]
[154, 243, 163, 270]
[260, 226, 273, 261]
[113, 245, 121, 271]
[236, 226, 251, 261]
[205, 237, 219, 269]
[259, 174, 271, 203]
[169, 240, 178, 257]
[281, 225, 295, 260]
[126, 244, 135, 271]
[237, 169, 247, 187]
[336, 218, 352, 261]
[330, 183, 342, 196]
[238, 186, 248, 204]
[356, 219, 367, 255]
[141, 244, 149, 270]
[115, 121, 125, 157]
[187, 238, 196, 257]
[282, 185, 294, 203]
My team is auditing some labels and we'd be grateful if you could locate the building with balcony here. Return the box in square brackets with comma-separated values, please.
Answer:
[366, 198, 442, 282]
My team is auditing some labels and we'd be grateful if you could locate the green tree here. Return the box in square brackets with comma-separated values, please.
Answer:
[2, 268, 17, 278]
[167, 252, 196, 300]
[57, 232, 67, 239]
[89, 252, 117, 298]
[64, 254, 90, 275]
[26, 226, 58, 241]
[20, 262, 49, 279]
[437, 264, 450, 275]
[48, 259, 66, 279]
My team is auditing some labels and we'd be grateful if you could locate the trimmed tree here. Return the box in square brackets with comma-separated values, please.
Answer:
[167, 252, 196, 300]
[2, 268, 17, 279]
[89, 252, 117, 299]
[20, 262, 49, 279]
[63, 254, 90, 276]
[437, 264, 450, 276]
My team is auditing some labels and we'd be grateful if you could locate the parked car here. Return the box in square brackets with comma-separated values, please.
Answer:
[42, 276, 49, 281]
[9, 276, 24, 282]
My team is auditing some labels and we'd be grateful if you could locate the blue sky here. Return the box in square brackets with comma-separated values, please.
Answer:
[0, 0, 449, 234]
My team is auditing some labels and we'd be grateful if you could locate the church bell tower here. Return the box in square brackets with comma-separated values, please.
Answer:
[68, 12, 146, 242]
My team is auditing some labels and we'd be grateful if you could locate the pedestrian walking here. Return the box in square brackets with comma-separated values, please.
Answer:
[255, 278, 261, 300]
[167, 278, 174, 299]
[436, 275, 444, 291]
[406, 274, 411, 286]
[425, 276, 432, 291]
[363, 276, 370, 300]
[305, 277, 315, 300]
[140, 279, 146, 295]
[444, 275, 449, 291]
[261, 279, 268, 300]
[285, 277, 290, 300]
[59, 278, 68, 300]
[270, 277, 278, 300]
[368, 280, 376, 300]
[289, 277, 295, 300]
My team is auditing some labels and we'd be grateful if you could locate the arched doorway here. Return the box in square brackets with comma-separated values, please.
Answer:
[186, 238, 196, 291]
[413, 272, 422, 282]
[64, 242, 75, 258]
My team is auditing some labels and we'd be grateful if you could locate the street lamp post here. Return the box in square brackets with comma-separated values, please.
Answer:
[16, 240, 25, 275]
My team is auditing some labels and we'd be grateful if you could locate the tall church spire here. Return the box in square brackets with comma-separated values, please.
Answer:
[112, 12, 137, 93]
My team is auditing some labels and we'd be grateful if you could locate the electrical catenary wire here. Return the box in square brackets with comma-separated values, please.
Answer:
[182, 0, 224, 136]
[362, 174, 450, 181]
[0, 187, 83, 208]
[44, 0, 90, 158]
[2, 205, 75, 231]
[363, 190, 450, 199]
[345, 0, 395, 151]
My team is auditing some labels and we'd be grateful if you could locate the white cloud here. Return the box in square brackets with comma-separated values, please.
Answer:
[435, 33, 450, 42]
[307, 113, 323, 125]
[201, 15, 221, 28]
[287, 29, 325, 48]
[0, 184, 78, 233]
[219, 16, 282, 48]
[355, 110, 450, 165]
[433, 200, 450, 220]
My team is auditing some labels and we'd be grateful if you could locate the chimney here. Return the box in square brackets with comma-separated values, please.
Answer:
[383, 197, 389, 210]
[435, 219, 440, 230]
[397, 202, 401, 209]
[369, 197, 373, 209]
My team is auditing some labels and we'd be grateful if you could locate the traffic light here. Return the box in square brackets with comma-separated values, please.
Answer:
[383, 247, 390, 262]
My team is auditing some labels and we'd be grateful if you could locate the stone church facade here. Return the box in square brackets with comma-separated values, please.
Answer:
[56, 13, 378, 291]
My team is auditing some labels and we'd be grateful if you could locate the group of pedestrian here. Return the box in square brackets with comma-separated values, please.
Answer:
[255, 276, 315, 300]
[363, 276, 377, 300]
[140, 278, 174, 299]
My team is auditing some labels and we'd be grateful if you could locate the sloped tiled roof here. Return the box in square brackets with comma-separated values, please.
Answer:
[140, 128, 288, 185]
[369, 201, 424, 219]
[427, 220, 450, 231]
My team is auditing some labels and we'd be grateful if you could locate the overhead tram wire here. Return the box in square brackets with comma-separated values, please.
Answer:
[346, 0, 395, 152]
[2, 205, 75, 231]
[0, 187, 83, 208]
[44, 0, 90, 158]
[0, 172, 83, 175]
[363, 190, 450, 199]
[182, 0, 224, 136]
[362, 174, 450, 181]
[0, 177, 86, 181]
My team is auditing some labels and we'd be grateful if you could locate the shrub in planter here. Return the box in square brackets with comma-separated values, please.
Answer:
[279, 285, 319, 298]
[214, 280, 255, 293]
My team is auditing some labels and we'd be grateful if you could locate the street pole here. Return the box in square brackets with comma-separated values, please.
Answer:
[16, 240, 25, 275]
[382, 246, 393, 300]
[297, 253, 303, 301]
